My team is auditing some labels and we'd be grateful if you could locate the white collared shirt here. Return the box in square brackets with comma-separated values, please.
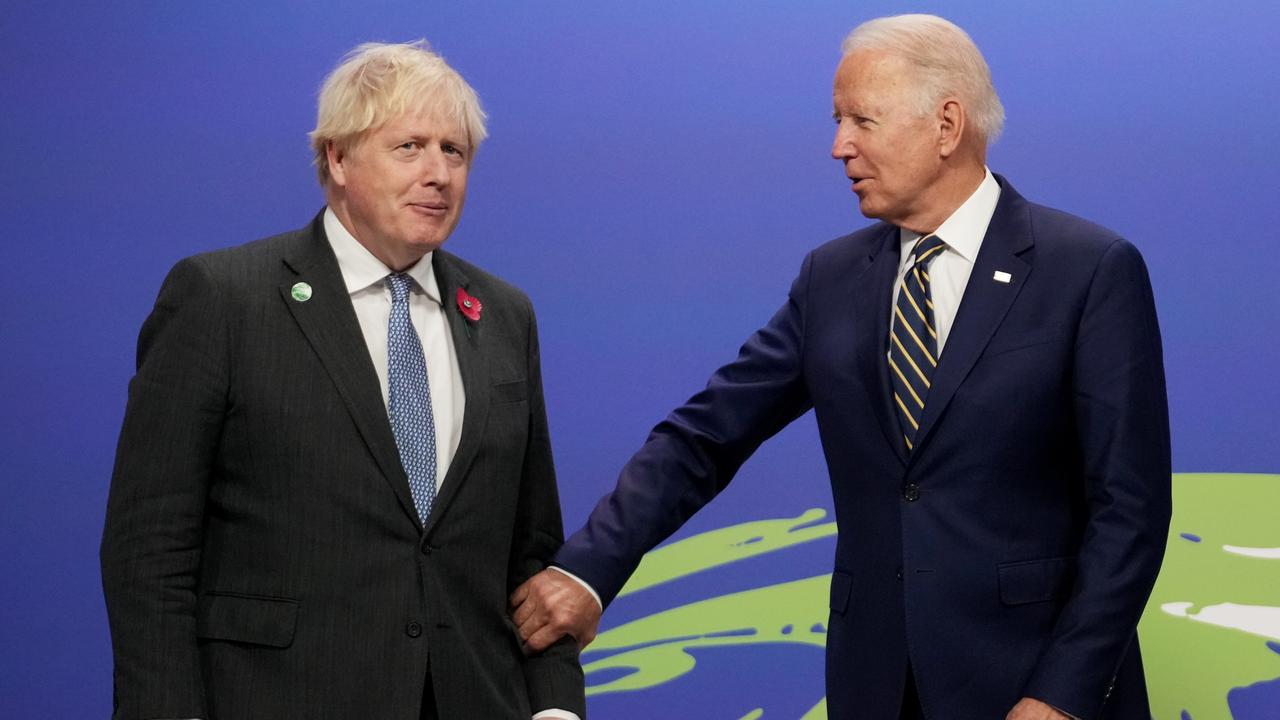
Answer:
[324, 208, 465, 488]
[891, 168, 1002, 356]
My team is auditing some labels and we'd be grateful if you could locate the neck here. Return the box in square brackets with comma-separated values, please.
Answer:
[326, 194, 423, 272]
[899, 161, 986, 235]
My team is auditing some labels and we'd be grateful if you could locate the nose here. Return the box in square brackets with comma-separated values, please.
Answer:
[831, 120, 857, 161]
[418, 148, 450, 187]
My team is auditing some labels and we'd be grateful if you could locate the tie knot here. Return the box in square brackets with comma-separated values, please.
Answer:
[912, 234, 946, 268]
[386, 272, 414, 303]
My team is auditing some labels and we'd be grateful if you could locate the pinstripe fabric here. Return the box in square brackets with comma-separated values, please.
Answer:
[101, 216, 586, 718]
[889, 234, 946, 452]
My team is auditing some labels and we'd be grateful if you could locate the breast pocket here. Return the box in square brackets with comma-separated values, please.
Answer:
[491, 379, 528, 404]
[983, 323, 1071, 359]
[196, 591, 299, 648]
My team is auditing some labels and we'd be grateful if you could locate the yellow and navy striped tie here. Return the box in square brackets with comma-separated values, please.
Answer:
[889, 234, 947, 452]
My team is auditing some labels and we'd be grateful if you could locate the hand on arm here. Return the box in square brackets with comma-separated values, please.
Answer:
[510, 568, 602, 652]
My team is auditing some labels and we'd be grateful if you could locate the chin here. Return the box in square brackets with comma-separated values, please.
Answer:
[408, 238, 446, 254]
[858, 200, 885, 221]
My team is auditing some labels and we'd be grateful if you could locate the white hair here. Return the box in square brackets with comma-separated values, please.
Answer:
[309, 40, 488, 186]
[842, 14, 1004, 144]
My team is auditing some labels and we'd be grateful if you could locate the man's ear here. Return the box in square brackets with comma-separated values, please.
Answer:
[937, 98, 966, 158]
[326, 140, 348, 187]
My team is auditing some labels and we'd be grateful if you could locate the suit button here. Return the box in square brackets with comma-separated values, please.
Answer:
[420, 543, 433, 556]
[896, 567, 904, 581]
[903, 483, 920, 502]
[405, 622, 422, 638]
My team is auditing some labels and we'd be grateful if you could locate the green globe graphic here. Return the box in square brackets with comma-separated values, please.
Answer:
[1140, 474, 1280, 720]
[581, 473, 1280, 719]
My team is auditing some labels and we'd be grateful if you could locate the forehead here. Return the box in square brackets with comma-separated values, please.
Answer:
[833, 49, 914, 107]
[369, 108, 468, 142]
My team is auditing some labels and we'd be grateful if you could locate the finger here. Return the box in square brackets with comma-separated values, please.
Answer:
[509, 580, 530, 607]
[516, 609, 545, 642]
[524, 624, 564, 653]
[511, 596, 536, 626]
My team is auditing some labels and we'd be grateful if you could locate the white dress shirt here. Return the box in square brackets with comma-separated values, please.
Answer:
[324, 208, 465, 480]
[890, 168, 1001, 357]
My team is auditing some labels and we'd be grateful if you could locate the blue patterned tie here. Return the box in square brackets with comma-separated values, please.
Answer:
[889, 234, 947, 452]
[386, 272, 437, 524]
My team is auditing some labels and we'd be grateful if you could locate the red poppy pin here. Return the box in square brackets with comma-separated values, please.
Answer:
[456, 287, 482, 322]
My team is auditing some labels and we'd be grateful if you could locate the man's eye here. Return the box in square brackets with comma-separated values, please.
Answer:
[442, 143, 462, 156]
[398, 142, 419, 151]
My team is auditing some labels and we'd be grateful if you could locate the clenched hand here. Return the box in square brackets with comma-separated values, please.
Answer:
[510, 569, 602, 652]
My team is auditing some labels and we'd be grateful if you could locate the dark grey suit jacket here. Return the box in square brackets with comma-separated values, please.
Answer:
[101, 214, 584, 719]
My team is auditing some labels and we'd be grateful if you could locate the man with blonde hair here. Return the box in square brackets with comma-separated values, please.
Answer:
[514, 14, 1169, 720]
[102, 41, 584, 719]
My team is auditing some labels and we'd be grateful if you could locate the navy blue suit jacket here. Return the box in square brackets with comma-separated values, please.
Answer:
[555, 177, 1171, 719]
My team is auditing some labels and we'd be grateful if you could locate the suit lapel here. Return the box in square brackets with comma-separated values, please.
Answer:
[911, 179, 1034, 457]
[280, 214, 421, 527]
[422, 250, 489, 537]
[853, 225, 910, 466]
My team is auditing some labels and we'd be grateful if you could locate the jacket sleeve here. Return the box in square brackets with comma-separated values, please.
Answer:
[100, 257, 228, 719]
[508, 299, 586, 717]
[1023, 238, 1173, 719]
[552, 253, 817, 607]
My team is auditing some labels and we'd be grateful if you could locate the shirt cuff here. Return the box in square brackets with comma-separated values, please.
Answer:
[548, 566, 603, 610]
[1049, 704, 1081, 720]
[532, 710, 581, 720]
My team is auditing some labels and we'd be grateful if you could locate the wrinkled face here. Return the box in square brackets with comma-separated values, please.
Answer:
[831, 49, 944, 229]
[329, 110, 470, 269]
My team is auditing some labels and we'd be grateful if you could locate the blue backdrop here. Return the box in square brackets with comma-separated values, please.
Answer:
[2, 1, 1277, 718]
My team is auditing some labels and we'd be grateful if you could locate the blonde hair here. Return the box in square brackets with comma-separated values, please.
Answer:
[309, 40, 488, 185]
[842, 14, 1004, 144]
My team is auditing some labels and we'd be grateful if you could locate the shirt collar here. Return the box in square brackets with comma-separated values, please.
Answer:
[899, 167, 1001, 264]
[324, 207, 442, 305]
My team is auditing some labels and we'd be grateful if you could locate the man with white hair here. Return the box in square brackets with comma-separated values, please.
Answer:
[101, 42, 584, 719]
[513, 14, 1169, 720]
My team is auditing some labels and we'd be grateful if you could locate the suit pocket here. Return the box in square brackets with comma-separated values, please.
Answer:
[492, 379, 528, 404]
[829, 570, 853, 615]
[196, 591, 299, 648]
[998, 556, 1077, 606]
[984, 323, 1070, 358]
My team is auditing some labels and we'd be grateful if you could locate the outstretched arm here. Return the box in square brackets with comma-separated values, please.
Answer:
[514, 253, 819, 651]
